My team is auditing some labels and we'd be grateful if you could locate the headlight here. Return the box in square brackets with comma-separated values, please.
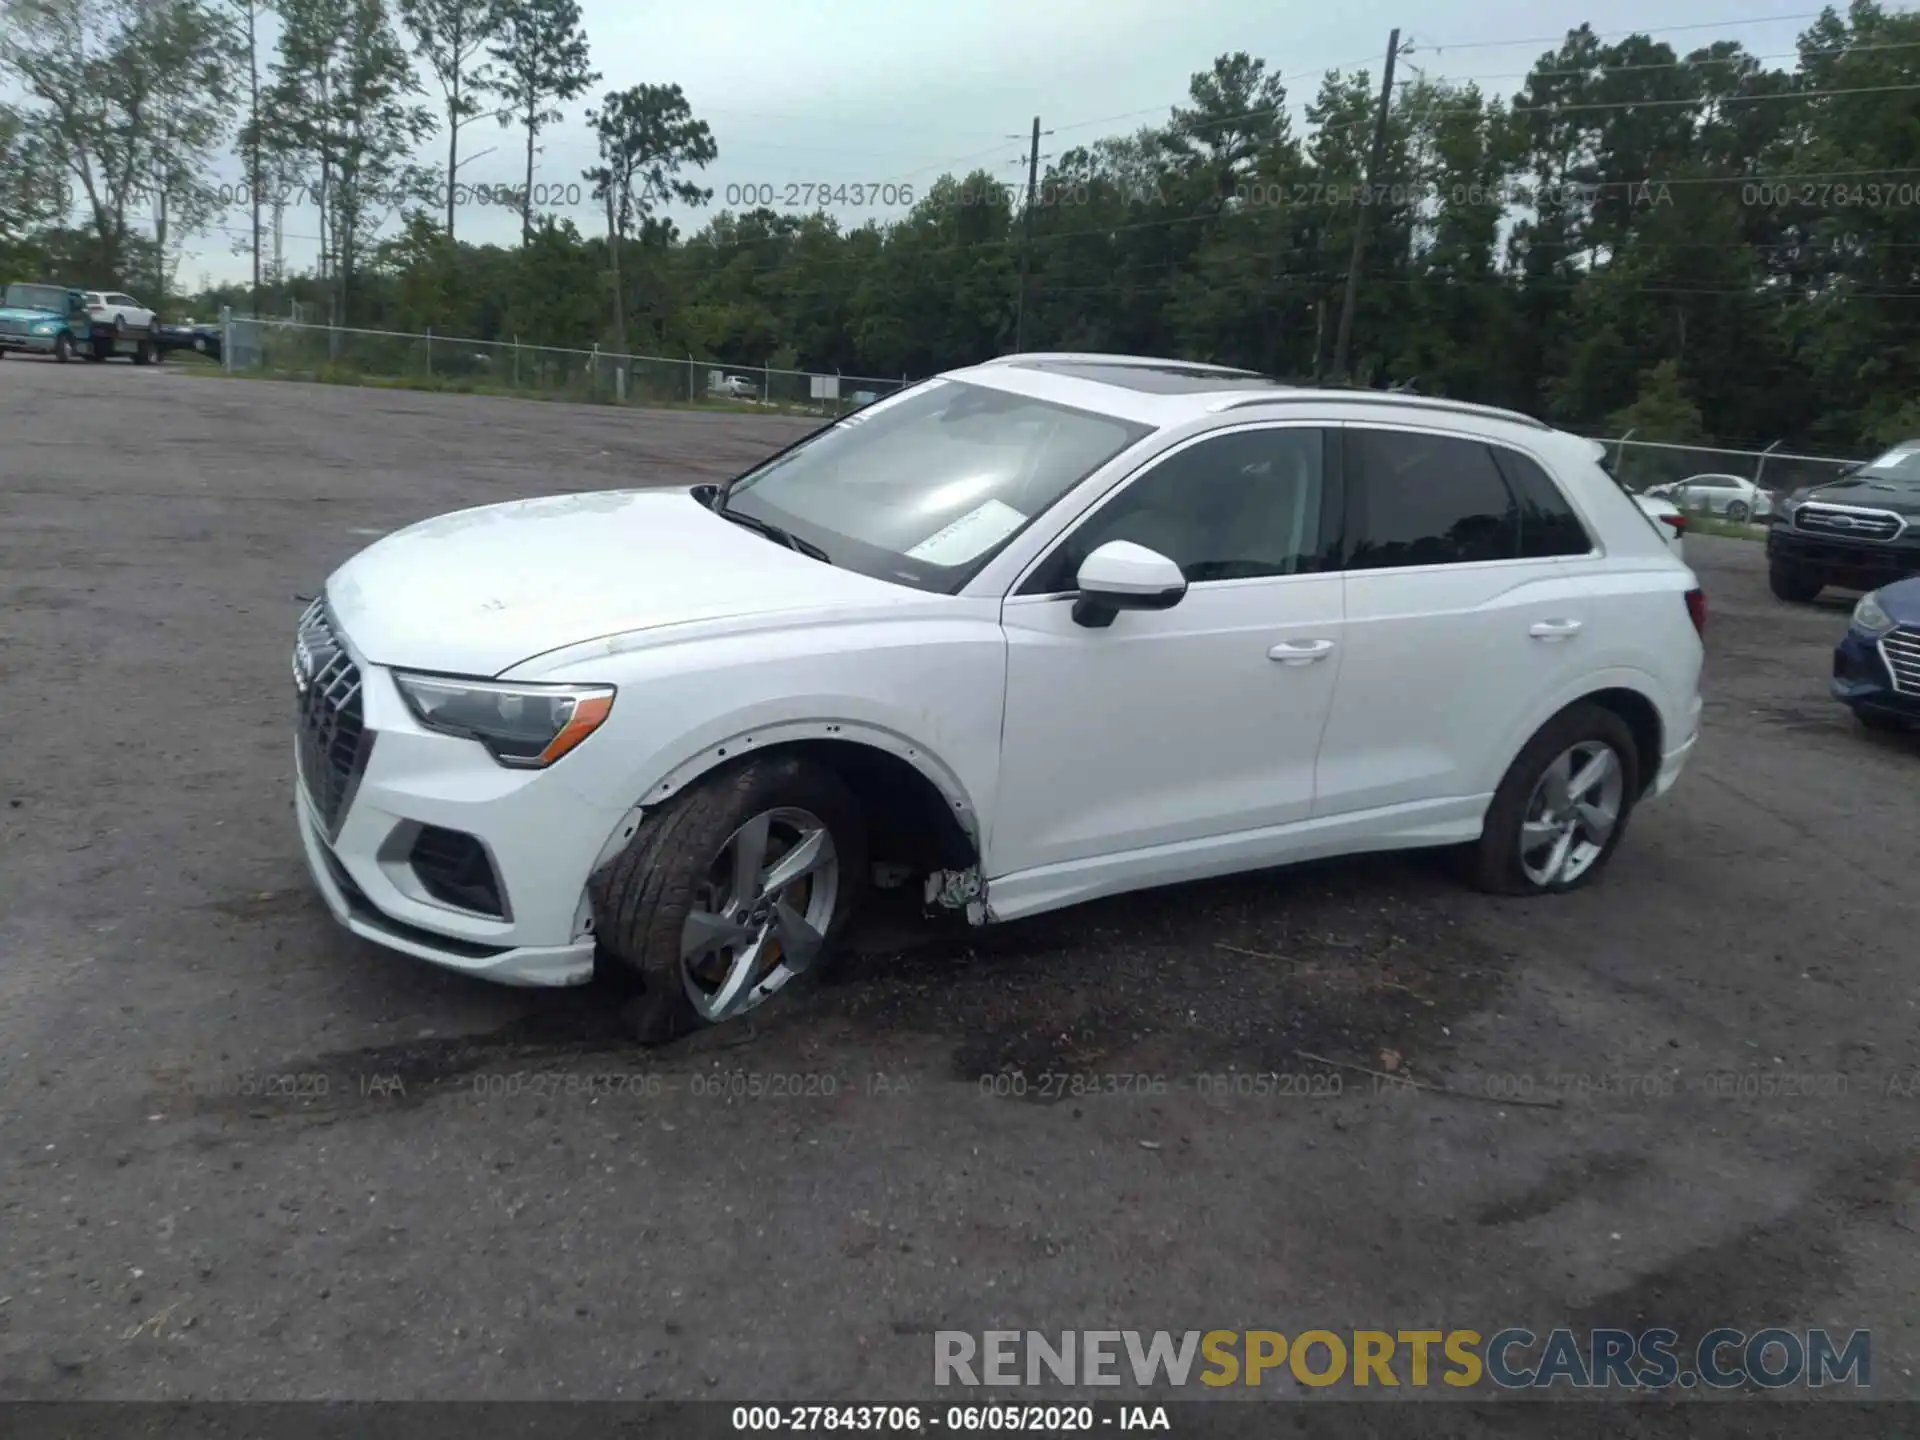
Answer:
[392, 673, 615, 767]
[1851, 590, 1896, 638]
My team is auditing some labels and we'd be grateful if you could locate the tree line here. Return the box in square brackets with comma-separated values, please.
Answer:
[5, 0, 1920, 451]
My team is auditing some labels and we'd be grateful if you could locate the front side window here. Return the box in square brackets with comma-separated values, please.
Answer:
[1021, 427, 1329, 594]
[723, 379, 1152, 593]
[1345, 428, 1520, 570]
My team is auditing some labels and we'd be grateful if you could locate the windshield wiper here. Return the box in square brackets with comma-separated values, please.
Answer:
[717, 505, 831, 563]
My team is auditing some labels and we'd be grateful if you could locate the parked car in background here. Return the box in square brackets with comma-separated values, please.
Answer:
[1634, 493, 1689, 558]
[291, 354, 1706, 1040]
[1767, 440, 1920, 602]
[711, 374, 758, 399]
[1831, 576, 1920, 731]
[156, 318, 222, 362]
[1646, 473, 1773, 522]
[83, 289, 157, 332]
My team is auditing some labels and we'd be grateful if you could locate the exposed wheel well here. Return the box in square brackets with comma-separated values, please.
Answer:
[728, 739, 979, 874]
[1582, 687, 1664, 796]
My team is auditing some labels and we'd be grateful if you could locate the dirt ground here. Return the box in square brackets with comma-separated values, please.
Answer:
[2, 359, 1918, 1423]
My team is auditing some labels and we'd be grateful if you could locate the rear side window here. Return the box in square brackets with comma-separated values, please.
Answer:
[1491, 447, 1594, 557]
[1344, 429, 1519, 570]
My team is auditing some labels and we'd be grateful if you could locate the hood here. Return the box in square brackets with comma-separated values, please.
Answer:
[1798, 474, 1920, 518]
[324, 487, 919, 675]
[0, 306, 61, 323]
[1874, 575, 1920, 623]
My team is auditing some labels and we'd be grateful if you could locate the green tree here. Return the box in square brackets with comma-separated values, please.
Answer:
[1608, 359, 1705, 441]
[488, 0, 597, 245]
[582, 81, 715, 359]
[266, 0, 434, 326]
[1, 0, 236, 286]
[398, 0, 502, 240]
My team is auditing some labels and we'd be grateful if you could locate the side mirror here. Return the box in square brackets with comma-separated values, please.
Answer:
[1071, 540, 1187, 628]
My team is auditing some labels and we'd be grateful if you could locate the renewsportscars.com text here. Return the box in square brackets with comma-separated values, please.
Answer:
[933, 1328, 1871, 1390]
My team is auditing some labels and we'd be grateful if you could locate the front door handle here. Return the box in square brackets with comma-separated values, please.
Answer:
[1529, 618, 1583, 640]
[1269, 639, 1335, 665]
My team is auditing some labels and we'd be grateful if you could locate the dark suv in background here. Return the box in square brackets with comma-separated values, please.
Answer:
[1768, 441, 1920, 602]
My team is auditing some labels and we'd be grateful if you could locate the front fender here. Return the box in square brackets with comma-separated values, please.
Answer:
[527, 611, 1009, 862]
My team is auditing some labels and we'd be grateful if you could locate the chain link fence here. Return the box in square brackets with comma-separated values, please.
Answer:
[1598, 435, 1866, 533]
[217, 314, 909, 418]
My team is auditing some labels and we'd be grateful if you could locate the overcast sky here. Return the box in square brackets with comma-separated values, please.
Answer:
[176, 0, 1838, 293]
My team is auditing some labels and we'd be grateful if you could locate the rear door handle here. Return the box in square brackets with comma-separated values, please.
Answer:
[1269, 639, 1335, 665]
[1529, 619, 1583, 640]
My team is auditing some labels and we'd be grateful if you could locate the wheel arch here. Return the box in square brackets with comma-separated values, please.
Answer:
[1581, 686, 1664, 797]
[591, 720, 983, 878]
[1490, 672, 1669, 803]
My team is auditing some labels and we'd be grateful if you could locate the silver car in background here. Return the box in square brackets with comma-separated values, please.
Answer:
[1645, 474, 1774, 522]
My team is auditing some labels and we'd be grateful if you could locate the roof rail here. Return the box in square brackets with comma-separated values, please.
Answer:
[978, 352, 1267, 376]
[1213, 389, 1551, 431]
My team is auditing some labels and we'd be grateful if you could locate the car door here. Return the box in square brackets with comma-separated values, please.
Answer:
[1312, 425, 1601, 819]
[991, 423, 1345, 878]
[110, 294, 149, 327]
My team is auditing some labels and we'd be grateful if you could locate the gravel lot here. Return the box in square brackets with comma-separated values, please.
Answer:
[2, 360, 1918, 1420]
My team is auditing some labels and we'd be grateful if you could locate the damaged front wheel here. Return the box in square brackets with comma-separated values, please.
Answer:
[590, 755, 868, 1039]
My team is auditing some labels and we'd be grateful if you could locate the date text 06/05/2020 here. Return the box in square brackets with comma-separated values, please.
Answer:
[730, 1406, 1169, 1432]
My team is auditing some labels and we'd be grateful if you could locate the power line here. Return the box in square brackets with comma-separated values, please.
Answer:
[1429, 37, 1920, 84]
[1418, 11, 1844, 54]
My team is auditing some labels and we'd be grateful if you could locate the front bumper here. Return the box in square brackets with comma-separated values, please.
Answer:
[1768, 526, 1920, 589]
[0, 333, 58, 352]
[1831, 627, 1920, 723]
[293, 651, 621, 987]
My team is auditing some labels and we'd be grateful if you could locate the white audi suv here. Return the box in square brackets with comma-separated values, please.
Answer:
[292, 355, 1707, 1037]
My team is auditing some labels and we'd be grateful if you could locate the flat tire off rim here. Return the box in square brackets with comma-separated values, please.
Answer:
[679, 806, 839, 1022]
[1519, 741, 1623, 887]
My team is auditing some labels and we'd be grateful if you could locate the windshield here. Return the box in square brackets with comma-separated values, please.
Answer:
[3, 284, 70, 312]
[724, 378, 1153, 592]
[1857, 441, 1920, 484]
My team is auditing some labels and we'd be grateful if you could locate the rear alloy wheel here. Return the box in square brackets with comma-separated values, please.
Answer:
[1469, 703, 1639, 896]
[591, 754, 867, 1042]
[1768, 563, 1823, 603]
[1726, 500, 1751, 523]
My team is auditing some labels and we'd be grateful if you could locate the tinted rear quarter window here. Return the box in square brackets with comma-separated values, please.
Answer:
[1345, 429, 1519, 570]
[1491, 447, 1594, 557]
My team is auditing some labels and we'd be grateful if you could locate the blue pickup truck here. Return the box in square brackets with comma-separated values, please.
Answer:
[0, 281, 160, 363]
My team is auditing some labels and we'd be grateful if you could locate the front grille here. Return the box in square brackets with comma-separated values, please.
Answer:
[293, 598, 373, 839]
[408, 825, 508, 918]
[0, 319, 26, 335]
[1882, 627, 1920, 696]
[1794, 505, 1906, 542]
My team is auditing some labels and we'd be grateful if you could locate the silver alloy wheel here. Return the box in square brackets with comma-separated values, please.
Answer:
[1518, 741, 1624, 888]
[679, 806, 839, 1023]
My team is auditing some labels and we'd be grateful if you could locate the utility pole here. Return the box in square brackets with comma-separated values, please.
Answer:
[1014, 115, 1040, 353]
[605, 184, 627, 368]
[243, 0, 261, 318]
[1330, 27, 1400, 386]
